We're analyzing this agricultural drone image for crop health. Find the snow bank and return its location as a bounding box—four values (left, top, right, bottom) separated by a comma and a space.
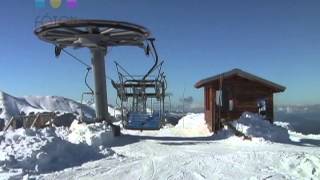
108, 106, 121, 118
166, 112, 293, 142
68, 120, 114, 147
130, 112, 293, 142
0, 128, 103, 174
167, 113, 212, 137
122, 113, 213, 137
231, 112, 291, 143
274, 121, 293, 130
169, 112, 292, 141
0, 121, 115, 177
167, 112, 290, 140
274, 121, 320, 144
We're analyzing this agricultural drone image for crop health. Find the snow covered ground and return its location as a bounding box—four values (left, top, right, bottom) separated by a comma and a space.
0, 93, 319, 179
0, 112, 319, 180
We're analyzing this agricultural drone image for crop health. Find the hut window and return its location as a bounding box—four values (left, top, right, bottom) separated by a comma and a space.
205, 88, 210, 110
216, 90, 222, 106
257, 99, 267, 117
229, 100, 234, 111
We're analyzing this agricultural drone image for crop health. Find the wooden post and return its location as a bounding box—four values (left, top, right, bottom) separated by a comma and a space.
205, 87, 213, 132
267, 94, 274, 123
211, 88, 216, 132
4, 117, 14, 131
31, 113, 41, 128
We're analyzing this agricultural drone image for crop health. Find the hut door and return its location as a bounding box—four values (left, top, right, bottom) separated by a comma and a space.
211, 88, 216, 132
205, 87, 216, 132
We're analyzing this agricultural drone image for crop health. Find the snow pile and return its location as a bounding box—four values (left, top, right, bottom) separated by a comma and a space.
0, 121, 116, 177
68, 120, 114, 147
168, 112, 292, 141
169, 113, 212, 137
129, 112, 292, 142
122, 113, 212, 137
231, 112, 291, 143
274, 121, 293, 130
0, 128, 104, 175
108, 106, 121, 118
274, 121, 320, 144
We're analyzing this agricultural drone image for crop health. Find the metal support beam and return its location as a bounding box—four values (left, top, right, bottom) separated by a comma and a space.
90, 48, 109, 122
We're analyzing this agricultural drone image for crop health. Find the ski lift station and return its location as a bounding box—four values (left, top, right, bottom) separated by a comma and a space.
34, 19, 166, 134
33, 19, 286, 136
195, 68, 286, 132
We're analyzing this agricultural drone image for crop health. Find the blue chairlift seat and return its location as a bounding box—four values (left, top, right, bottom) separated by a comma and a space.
125, 112, 161, 130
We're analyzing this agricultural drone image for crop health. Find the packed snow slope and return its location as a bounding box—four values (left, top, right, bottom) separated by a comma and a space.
0, 112, 319, 179
15, 113, 320, 179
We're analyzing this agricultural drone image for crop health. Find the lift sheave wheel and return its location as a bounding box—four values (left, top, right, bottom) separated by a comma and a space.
34, 19, 150, 48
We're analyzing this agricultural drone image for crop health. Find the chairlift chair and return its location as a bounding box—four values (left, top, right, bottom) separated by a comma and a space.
112, 39, 167, 130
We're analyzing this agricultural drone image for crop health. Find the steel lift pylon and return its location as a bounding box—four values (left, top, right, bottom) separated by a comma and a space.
34, 19, 151, 135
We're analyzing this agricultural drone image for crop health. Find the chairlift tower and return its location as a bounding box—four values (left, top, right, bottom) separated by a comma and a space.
34, 19, 150, 123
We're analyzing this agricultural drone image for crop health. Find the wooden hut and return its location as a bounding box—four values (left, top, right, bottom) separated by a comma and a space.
195, 68, 286, 132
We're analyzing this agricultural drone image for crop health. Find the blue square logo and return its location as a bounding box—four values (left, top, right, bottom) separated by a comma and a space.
35, 0, 45, 9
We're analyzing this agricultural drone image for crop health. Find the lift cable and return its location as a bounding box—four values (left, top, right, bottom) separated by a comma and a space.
61, 48, 114, 93
61, 48, 91, 68
84, 67, 94, 94
143, 38, 159, 80
114, 61, 136, 80
60, 49, 93, 93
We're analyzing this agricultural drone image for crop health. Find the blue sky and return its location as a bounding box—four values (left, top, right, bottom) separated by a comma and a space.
0, 0, 319, 106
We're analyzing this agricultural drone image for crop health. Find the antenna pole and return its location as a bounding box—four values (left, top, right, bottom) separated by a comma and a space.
91, 48, 109, 122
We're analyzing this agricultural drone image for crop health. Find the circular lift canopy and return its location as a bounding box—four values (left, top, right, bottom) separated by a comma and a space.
34, 19, 151, 123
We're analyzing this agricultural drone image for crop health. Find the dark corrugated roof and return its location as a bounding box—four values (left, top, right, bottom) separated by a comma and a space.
194, 68, 286, 92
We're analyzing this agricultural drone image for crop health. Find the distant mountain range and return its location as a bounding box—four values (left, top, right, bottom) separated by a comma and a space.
0, 91, 95, 122
0, 91, 120, 123
276, 104, 320, 114
275, 104, 320, 134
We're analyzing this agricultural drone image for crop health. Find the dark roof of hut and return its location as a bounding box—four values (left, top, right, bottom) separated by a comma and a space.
194, 68, 286, 92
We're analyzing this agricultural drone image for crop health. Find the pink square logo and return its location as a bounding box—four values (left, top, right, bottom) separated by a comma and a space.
67, 0, 77, 9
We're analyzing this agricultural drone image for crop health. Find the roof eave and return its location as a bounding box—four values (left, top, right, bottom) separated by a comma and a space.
194, 69, 286, 92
